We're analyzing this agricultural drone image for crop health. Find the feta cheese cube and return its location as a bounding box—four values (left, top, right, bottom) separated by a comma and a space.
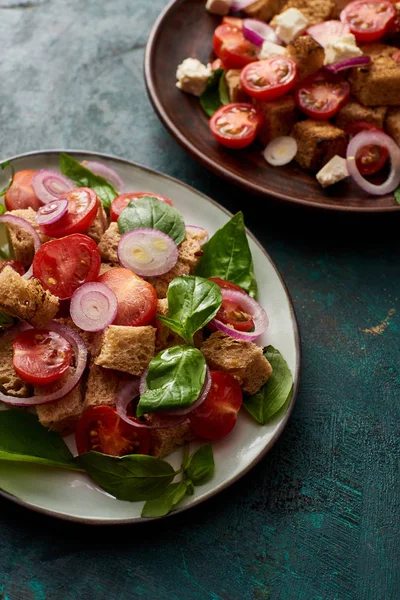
274, 8, 309, 45
259, 41, 288, 60
316, 155, 349, 188
176, 58, 212, 97
206, 0, 232, 16
324, 33, 363, 66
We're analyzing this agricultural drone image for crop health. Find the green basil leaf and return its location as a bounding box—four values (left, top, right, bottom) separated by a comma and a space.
0, 411, 79, 470
0, 245, 12, 259
200, 69, 225, 117
78, 451, 176, 501
394, 187, 400, 205
141, 481, 187, 518
196, 212, 258, 298
118, 196, 186, 245
185, 443, 215, 485
219, 72, 230, 105
137, 346, 206, 417
0, 204, 5, 215
158, 276, 222, 345
59, 153, 118, 209
0, 161, 15, 198
243, 346, 293, 425
185, 479, 195, 495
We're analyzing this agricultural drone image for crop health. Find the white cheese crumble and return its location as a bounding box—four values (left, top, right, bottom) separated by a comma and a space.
324, 33, 363, 66
176, 58, 212, 97
274, 8, 309, 44
205, 0, 232, 16
259, 41, 288, 60
316, 156, 349, 188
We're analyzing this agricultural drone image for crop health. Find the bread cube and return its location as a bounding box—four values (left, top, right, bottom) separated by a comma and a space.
385, 108, 400, 146
286, 36, 325, 82
36, 369, 84, 435
225, 70, 250, 103
291, 119, 348, 172
253, 95, 298, 146
147, 414, 196, 458
0, 332, 31, 398
178, 232, 205, 273
94, 325, 156, 376
87, 204, 108, 244
83, 362, 122, 409
335, 99, 387, 130
243, 0, 286, 21
271, 0, 336, 27
98, 222, 120, 264
147, 260, 190, 299
6, 208, 51, 266
348, 44, 400, 106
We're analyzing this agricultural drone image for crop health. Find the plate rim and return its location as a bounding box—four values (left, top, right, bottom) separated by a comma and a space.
144, 0, 400, 214
0, 148, 302, 525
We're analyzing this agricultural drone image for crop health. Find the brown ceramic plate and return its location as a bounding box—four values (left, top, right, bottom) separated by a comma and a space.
145, 0, 400, 213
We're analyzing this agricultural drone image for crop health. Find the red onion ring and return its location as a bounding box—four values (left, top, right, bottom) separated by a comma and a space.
243, 18, 282, 47
231, 0, 256, 10
36, 199, 68, 226
347, 130, 400, 196
306, 21, 350, 47
210, 288, 269, 342
0, 321, 87, 407
118, 228, 178, 277
81, 161, 124, 193
32, 170, 74, 205
0, 214, 41, 280
325, 56, 370, 73
70, 282, 118, 332
185, 225, 209, 246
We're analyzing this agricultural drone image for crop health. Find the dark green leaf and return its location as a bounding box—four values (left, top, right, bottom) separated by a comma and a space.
59, 153, 118, 209
137, 346, 207, 417
0, 161, 15, 198
118, 196, 186, 245
394, 187, 400, 205
185, 479, 194, 495
0, 245, 12, 259
200, 69, 225, 117
141, 481, 187, 518
185, 443, 215, 485
157, 276, 222, 345
196, 212, 258, 298
243, 346, 293, 425
219, 72, 230, 105
78, 451, 176, 501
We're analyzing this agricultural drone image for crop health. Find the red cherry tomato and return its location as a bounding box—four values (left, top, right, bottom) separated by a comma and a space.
5, 170, 42, 211
0, 259, 25, 276
189, 371, 243, 440
39, 187, 99, 238
345, 121, 389, 175
213, 23, 258, 70
207, 278, 254, 333
295, 72, 350, 119
340, 0, 396, 42
98, 267, 157, 326
75, 406, 150, 456
110, 192, 173, 222
240, 58, 298, 101
12, 328, 72, 386
208, 277, 245, 292
32, 234, 101, 300
306, 20, 350, 46
209, 103, 263, 149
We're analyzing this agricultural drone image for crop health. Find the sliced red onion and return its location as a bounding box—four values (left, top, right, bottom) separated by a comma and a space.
210, 288, 269, 342
185, 225, 209, 246
325, 56, 370, 73
347, 131, 400, 196
36, 199, 68, 226
306, 21, 350, 48
32, 170, 74, 205
118, 228, 178, 277
0, 214, 41, 280
70, 282, 118, 332
81, 161, 124, 193
231, 0, 256, 10
163, 367, 212, 416
243, 18, 282, 47
0, 321, 87, 407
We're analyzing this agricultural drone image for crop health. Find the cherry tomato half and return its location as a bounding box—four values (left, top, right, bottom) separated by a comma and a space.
189, 370, 243, 440
12, 328, 72, 386
208, 277, 245, 292
5, 170, 42, 211
340, 0, 396, 42
110, 192, 174, 222
75, 406, 150, 456
240, 58, 297, 101
295, 72, 350, 119
213, 23, 258, 70
207, 278, 254, 333
0, 259, 25, 276
98, 267, 157, 326
345, 121, 389, 175
209, 103, 263, 149
32, 234, 101, 300
39, 187, 99, 238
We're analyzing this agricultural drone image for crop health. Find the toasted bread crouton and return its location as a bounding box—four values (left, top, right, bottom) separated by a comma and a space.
201, 331, 272, 395
147, 260, 190, 299
243, 0, 286, 21
87, 204, 108, 244
185, 226, 209, 246
83, 362, 122, 409
286, 36, 325, 82
335, 99, 388, 130
271, 0, 336, 27
155, 298, 203, 352
178, 233, 204, 273
0, 267, 59, 327
98, 222, 120, 263
291, 120, 348, 172
99, 262, 118, 276
94, 325, 156, 375
147, 414, 196, 459
35, 369, 84, 435
253, 95, 298, 146
54, 317, 98, 355
348, 44, 400, 106
385, 108, 400, 146
6, 208, 51, 266
0, 331, 31, 398
225, 70, 250, 103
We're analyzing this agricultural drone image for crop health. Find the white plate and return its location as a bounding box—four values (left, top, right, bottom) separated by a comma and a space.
0, 150, 301, 524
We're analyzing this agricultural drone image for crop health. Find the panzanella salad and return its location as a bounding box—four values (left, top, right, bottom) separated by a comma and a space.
0, 155, 292, 517
176, 0, 400, 201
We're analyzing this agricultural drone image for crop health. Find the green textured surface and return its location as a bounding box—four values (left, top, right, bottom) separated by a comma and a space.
0, 1, 399, 599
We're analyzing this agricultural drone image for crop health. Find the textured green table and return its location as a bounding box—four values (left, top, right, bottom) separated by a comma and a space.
0, 1, 399, 599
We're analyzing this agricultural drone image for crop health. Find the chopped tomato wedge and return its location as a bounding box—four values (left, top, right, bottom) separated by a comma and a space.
345, 121, 389, 175
0, 259, 25, 276
295, 72, 350, 119
211, 58, 225, 71
5, 170, 42, 211
213, 23, 258, 70
75, 406, 150, 456
39, 187, 99, 238
306, 20, 350, 46
209, 103, 263, 149
32, 234, 101, 300
110, 192, 173, 222
240, 57, 297, 101
12, 328, 72, 386
340, 0, 396, 42
189, 370, 243, 440
208, 277, 245, 292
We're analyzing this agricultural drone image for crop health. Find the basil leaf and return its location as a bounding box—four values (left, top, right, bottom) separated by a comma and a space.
243, 346, 293, 425
0, 204, 5, 215
200, 69, 225, 117
141, 481, 187, 518
185, 443, 214, 485
158, 276, 222, 345
0, 411, 79, 470
78, 451, 176, 501
137, 346, 206, 417
59, 153, 118, 209
395, 187, 400, 205
219, 72, 230, 105
0, 161, 15, 198
196, 212, 258, 298
118, 196, 186, 245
